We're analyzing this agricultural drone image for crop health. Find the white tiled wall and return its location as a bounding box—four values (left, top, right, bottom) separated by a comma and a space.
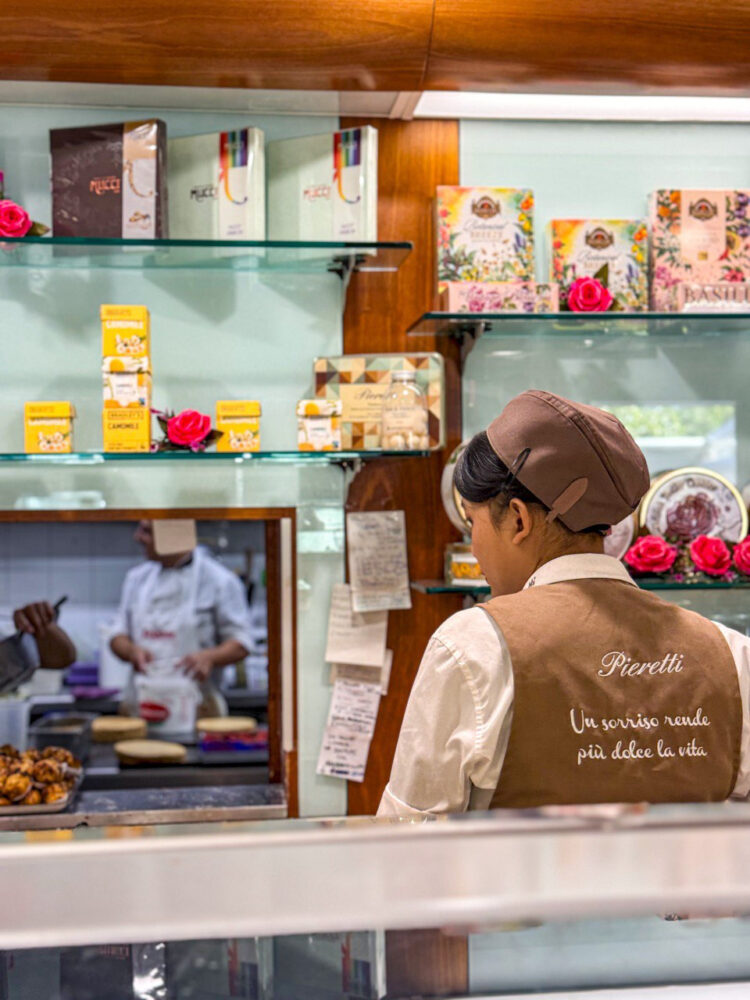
0, 520, 265, 663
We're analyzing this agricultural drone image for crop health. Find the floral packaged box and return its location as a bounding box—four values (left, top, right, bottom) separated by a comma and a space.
50, 119, 167, 238
440, 280, 558, 313
313, 353, 445, 450
677, 282, 750, 311
436, 186, 534, 291
550, 219, 648, 312
650, 190, 750, 311
216, 400, 262, 452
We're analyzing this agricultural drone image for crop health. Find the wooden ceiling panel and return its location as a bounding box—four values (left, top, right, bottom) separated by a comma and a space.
1, 0, 434, 92
427, 0, 750, 94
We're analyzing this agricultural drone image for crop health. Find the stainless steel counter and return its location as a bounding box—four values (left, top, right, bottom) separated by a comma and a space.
0, 783, 286, 830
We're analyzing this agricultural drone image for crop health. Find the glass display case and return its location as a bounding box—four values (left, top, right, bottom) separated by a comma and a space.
2, 804, 750, 997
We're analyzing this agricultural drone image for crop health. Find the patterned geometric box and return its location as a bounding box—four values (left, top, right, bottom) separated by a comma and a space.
650, 189, 750, 311
313, 353, 445, 451
550, 219, 649, 312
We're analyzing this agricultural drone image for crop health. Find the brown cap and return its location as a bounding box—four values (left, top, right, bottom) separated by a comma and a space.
486, 390, 649, 531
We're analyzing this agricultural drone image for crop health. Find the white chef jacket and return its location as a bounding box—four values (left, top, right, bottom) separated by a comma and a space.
378, 553, 750, 818
111, 548, 253, 654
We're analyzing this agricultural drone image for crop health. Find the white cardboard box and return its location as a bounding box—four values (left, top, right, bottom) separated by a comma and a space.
168, 127, 265, 239
267, 126, 378, 241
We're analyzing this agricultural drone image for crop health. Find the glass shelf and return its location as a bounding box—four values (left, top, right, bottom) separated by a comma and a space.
0, 450, 430, 467
411, 578, 750, 596
0, 236, 412, 274
407, 311, 750, 339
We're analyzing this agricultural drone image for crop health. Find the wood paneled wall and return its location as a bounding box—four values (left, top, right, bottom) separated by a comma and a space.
6, 0, 750, 95
425, 0, 750, 93
341, 118, 463, 816
1, 0, 433, 91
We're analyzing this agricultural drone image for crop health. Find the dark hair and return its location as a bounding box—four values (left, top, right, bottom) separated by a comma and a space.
454, 431, 607, 535
454, 432, 544, 519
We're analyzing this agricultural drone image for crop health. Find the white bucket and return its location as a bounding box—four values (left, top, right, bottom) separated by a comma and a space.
135, 675, 200, 737
0, 698, 30, 750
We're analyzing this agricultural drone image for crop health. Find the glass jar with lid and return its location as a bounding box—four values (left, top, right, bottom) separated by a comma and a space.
381, 371, 429, 450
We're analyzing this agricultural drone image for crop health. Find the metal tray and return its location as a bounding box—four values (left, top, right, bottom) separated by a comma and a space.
0, 770, 82, 817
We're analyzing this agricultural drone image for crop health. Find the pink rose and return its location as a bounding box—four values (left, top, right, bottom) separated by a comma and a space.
725, 270, 746, 282
0, 199, 32, 238
167, 409, 212, 449
690, 535, 731, 576
733, 537, 750, 575
624, 535, 678, 574
567, 276, 614, 312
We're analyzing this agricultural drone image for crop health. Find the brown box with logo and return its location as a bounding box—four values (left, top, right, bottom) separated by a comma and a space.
50, 119, 168, 238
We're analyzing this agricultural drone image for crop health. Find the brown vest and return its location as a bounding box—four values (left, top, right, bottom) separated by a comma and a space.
481, 579, 742, 808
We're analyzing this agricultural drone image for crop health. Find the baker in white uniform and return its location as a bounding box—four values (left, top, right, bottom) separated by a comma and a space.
110, 520, 252, 716
379, 390, 750, 817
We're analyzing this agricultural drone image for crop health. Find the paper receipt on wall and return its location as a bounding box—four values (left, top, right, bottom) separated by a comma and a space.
316, 677, 382, 783
325, 583, 388, 667
346, 511, 412, 613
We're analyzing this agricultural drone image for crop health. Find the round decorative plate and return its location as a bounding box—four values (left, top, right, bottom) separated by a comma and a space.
441, 441, 471, 535
604, 511, 639, 560
640, 466, 748, 542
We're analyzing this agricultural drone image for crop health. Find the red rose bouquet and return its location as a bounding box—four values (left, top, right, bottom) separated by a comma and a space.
153, 409, 222, 452
562, 263, 618, 313
0, 172, 48, 238
689, 535, 732, 577
624, 535, 677, 574
624, 531, 750, 584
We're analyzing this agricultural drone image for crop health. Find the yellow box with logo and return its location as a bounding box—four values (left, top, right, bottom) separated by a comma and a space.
24, 402, 76, 454
102, 372, 152, 409
215, 401, 261, 452
102, 406, 151, 453
101, 304, 151, 373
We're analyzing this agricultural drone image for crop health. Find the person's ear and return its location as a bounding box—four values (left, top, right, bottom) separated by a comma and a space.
508, 498, 534, 546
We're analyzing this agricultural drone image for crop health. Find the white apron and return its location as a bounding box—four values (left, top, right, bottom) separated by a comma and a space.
132, 548, 227, 717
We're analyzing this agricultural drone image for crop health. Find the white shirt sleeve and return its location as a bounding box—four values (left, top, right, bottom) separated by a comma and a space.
377, 607, 514, 818
110, 568, 137, 638
212, 568, 253, 654
712, 620, 750, 799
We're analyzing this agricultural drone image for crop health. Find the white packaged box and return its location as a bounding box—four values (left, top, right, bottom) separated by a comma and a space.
168, 127, 265, 239
267, 127, 378, 241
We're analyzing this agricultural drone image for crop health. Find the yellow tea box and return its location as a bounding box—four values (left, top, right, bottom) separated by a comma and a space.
102, 406, 151, 453
102, 372, 152, 409
215, 400, 262, 452
101, 304, 151, 373
297, 399, 342, 452
24, 402, 76, 454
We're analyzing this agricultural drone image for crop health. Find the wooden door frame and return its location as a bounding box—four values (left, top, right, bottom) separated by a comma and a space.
0, 506, 299, 812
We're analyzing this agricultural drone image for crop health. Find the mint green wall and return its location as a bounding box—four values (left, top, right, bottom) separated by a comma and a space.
460, 120, 750, 492
0, 105, 346, 817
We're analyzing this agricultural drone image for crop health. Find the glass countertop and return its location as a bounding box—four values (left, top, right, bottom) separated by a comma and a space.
0, 449, 430, 466
0, 236, 412, 273
408, 311, 750, 338
411, 578, 750, 595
